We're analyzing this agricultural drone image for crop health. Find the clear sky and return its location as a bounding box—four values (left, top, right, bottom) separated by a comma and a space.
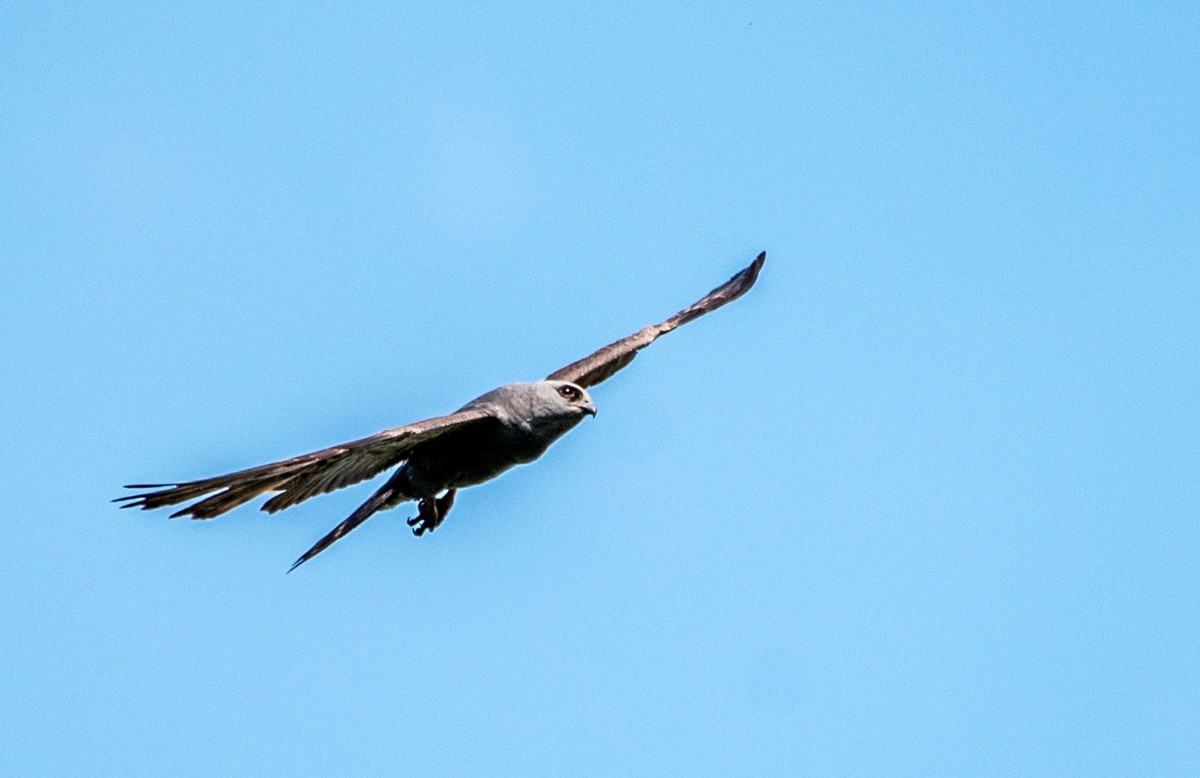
3, 2, 1198, 775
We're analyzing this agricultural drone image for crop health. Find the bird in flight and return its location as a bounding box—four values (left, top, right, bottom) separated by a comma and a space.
117, 252, 765, 571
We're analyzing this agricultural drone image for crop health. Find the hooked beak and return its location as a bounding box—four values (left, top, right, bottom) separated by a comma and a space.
578, 401, 597, 418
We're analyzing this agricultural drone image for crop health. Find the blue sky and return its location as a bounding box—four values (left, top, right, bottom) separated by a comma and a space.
3, 2, 1198, 774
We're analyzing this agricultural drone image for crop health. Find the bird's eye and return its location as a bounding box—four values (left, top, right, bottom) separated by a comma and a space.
558, 385, 578, 399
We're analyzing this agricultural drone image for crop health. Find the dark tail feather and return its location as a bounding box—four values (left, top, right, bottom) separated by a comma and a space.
287, 486, 399, 574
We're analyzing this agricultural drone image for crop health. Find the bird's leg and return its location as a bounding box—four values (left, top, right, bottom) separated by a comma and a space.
406, 498, 437, 536
435, 488, 456, 521
406, 489, 456, 536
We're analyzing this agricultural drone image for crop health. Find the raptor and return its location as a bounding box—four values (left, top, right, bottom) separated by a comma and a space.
117, 252, 765, 571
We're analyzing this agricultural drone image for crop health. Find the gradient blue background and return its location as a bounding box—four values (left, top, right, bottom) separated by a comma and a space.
3, 2, 1198, 774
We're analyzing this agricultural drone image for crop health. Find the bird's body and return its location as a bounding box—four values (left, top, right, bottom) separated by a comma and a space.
390, 382, 595, 497
118, 253, 764, 571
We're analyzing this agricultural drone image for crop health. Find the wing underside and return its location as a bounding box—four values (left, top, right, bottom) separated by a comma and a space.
546, 252, 765, 388
114, 408, 494, 519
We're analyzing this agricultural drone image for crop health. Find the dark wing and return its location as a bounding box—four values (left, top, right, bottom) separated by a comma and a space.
546, 252, 765, 388
114, 408, 495, 519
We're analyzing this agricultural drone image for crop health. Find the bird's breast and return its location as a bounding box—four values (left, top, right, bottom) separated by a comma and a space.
401, 415, 580, 495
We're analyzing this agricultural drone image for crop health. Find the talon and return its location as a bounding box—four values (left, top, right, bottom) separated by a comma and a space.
405, 491, 456, 537
410, 496, 438, 537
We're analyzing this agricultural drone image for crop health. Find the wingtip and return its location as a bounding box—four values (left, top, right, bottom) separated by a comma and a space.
733, 250, 765, 290
747, 251, 766, 278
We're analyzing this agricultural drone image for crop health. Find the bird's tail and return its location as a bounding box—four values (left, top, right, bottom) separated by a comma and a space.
287, 483, 404, 573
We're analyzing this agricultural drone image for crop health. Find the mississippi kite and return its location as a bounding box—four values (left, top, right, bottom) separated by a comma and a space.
118, 252, 765, 571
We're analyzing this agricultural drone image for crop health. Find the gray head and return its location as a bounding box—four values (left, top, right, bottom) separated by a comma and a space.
460, 380, 597, 422
537, 380, 597, 418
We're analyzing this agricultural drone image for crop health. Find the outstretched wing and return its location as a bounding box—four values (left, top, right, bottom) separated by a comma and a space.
114, 408, 495, 519
546, 252, 765, 388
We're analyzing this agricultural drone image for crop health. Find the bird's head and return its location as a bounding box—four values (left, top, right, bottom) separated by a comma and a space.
542, 380, 597, 418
